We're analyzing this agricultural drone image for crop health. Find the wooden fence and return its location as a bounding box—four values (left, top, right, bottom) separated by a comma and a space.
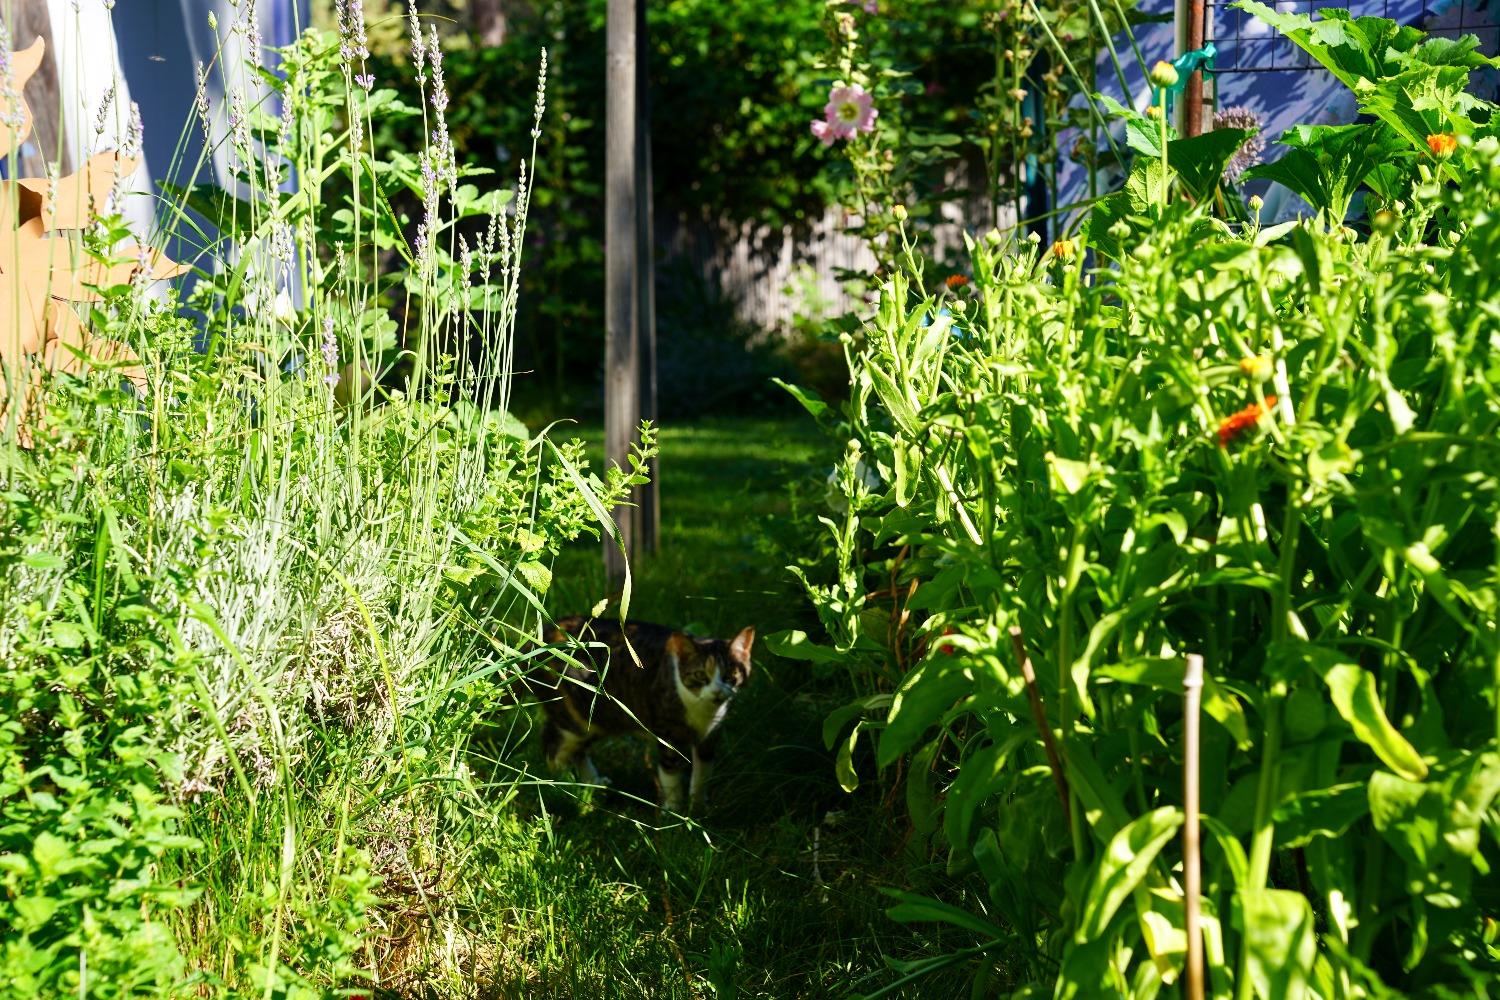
660, 162, 1017, 334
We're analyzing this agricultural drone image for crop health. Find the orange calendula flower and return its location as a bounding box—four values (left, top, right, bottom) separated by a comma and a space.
1426, 132, 1458, 160
1217, 395, 1277, 447
944, 273, 969, 289
1050, 238, 1076, 261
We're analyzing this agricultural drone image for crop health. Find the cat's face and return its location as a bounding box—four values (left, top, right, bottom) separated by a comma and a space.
673, 626, 755, 706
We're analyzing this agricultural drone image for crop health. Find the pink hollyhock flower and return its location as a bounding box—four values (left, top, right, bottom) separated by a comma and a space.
825, 83, 877, 137
810, 119, 838, 147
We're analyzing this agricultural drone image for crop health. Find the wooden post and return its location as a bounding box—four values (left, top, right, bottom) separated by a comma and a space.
1183, 0, 1207, 136
635, 0, 659, 554
470, 0, 509, 47
603, 0, 638, 585
4, 0, 71, 179
1183, 653, 1206, 1000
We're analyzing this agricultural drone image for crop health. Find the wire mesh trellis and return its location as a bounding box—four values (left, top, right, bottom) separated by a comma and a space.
1205, 0, 1500, 73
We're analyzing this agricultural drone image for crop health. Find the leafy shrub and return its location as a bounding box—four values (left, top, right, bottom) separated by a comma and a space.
787, 8, 1500, 995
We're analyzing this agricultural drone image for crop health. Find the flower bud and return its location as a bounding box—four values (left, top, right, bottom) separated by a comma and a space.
1009, 87, 1028, 103
1149, 60, 1179, 88
1372, 209, 1397, 234
892, 204, 908, 221
984, 228, 1003, 246
1248, 194, 1264, 214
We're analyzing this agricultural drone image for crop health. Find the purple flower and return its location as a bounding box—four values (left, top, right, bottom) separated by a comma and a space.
355, 72, 374, 91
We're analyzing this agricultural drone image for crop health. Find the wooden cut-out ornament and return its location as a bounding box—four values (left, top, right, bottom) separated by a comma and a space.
0, 36, 187, 445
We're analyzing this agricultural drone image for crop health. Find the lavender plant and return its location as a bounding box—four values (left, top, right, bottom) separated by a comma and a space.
0, 7, 649, 996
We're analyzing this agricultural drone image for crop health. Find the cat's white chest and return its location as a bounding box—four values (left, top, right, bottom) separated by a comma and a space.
674, 665, 732, 739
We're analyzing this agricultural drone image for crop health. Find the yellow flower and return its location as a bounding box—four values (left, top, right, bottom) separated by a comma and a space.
1426, 132, 1458, 160
1050, 238, 1076, 261
1239, 354, 1273, 383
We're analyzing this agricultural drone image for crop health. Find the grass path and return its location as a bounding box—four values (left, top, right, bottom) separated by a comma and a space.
467, 417, 967, 999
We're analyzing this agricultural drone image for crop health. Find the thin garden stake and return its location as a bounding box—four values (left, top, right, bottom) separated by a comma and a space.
1010, 626, 1070, 826
1184, 653, 1205, 1000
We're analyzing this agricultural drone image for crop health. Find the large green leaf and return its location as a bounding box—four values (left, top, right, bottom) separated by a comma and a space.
943, 732, 1029, 852
880, 659, 982, 767
1239, 888, 1317, 1000
883, 889, 1006, 942
1168, 128, 1254, 203
1075, 806, 1183, 943
1323, 663, 1428, 781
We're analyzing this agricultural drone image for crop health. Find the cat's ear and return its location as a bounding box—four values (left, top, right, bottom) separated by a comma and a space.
729, 626, 755, 664
666, 632, 695, 668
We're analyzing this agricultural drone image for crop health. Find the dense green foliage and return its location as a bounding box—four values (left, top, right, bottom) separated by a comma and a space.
788, 8, 1500, 995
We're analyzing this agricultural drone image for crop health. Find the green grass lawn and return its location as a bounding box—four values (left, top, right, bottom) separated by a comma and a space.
463, 416, 974, 999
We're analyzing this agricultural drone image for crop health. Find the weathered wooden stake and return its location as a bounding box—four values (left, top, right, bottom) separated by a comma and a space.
1183, 0, 1207, 136
634, 0, 659, 555
604, 0, 639, 585
1184, 652, 1206, 1000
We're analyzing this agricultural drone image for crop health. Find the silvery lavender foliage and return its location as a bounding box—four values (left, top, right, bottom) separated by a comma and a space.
195, 62, 212, 141
94, 84, 116, 138
413, 149, 440, 273
228, 90, 250, 161
122, 102, 143, 159
0, 19, 23, 129
408, 2, 428, 86
237, 0, 264, 70
336, 0, 370, 66
426, 29, 458, 193
1214, 106, 1267, 183
320, 316, 340, 388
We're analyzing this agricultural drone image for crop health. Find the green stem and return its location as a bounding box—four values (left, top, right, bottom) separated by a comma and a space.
1058, 523, 1088, 861
1235, 494, 1301, 1000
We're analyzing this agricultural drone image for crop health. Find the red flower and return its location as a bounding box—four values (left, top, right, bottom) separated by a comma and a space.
1217, 396, 1277, 447
937, 627, 957, 655
944, 273, 969, 289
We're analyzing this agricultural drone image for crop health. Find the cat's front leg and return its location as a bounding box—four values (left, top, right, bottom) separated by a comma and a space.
689, 744, 715, 814
656, 743, 691, 813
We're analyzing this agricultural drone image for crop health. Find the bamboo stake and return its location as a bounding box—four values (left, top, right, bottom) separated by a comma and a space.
1184, 653, 1205, 1000
1009, 626, 1070, 825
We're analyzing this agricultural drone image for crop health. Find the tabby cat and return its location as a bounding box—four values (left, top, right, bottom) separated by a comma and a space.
534, 616, 754, 812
